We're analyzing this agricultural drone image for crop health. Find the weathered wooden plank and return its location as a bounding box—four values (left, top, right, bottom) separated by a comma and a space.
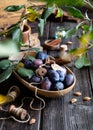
63, 68, 93, 130
88, 48, 93, 94
64, 22, 93, 130
41, 21, 93, 130
41, 97, 65, 130
0, 74, 41, 130
0, 11, 93, 130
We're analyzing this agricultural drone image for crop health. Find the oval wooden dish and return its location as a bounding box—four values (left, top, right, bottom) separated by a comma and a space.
13, 66, 76, 98
44, 38, 61, 50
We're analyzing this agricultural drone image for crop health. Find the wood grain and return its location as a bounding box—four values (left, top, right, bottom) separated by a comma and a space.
0, 0, 27, 28
0, 9, 93, 130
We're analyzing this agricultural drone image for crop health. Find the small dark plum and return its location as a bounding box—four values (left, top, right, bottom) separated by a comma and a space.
32, 59, 43, 68
36, 51, 49, 61
64, 74, 74, 87
24, 59, 32, 69
53, 82, 64, 90
31, 75, 41, 83
48, 70, 59, 82
56, 70, 66, 82
41, 77, 52, 90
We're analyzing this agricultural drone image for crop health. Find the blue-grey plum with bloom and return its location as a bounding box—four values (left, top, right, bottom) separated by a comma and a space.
53, 82, 64, 90
48, 69, 59, 82
56, 70, 66, 82
36, 51, 49, 61
41, 77, 52, 90
31, 75, 41, 83
64, 74, 74, 87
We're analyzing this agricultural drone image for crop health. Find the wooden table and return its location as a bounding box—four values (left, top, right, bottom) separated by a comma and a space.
0, 13, 93, 130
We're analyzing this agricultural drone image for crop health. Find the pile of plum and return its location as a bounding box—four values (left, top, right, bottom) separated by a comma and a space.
16, 51, 74, 91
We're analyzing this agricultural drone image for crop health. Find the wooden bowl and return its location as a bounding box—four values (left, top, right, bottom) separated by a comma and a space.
13, 51, 76, 98
44, 38, 61, 50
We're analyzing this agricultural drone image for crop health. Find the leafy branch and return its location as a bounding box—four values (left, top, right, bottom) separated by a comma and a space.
68, 19, 93, 69
0, 0, 93, 70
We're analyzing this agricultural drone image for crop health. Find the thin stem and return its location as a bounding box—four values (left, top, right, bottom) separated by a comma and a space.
0, 22, 21, 36
88, 43, 93, 49
76, 20, 89, 30
84, 0, 93, 8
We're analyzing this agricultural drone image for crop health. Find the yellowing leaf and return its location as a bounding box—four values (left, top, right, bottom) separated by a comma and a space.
69, 48, 87, 57
56, 8, 63, 18
26, 8, 39, 22
0, 95, 7, 104
26, 13, 38, 22
80, 33, 92, 48
0, 94, 15, 105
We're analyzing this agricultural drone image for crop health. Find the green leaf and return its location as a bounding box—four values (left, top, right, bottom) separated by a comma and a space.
38, 18, 45, 36
41, 6, 55, 21
83, 25, 90, 33
0, 60, 11, 70
26, 55, 35, 61
0, 23, 19, 36
4, 5, 25, 12
66, 6, 84, 18
56, 8, 63, 18
75, 53, 90, 69
7, 23, 20, 36
17, 67, 34, 78
43, 0, 84, 6
81, 24, 93, 34
12, 27, 22, 43
65, 28, 77, 39
0, 66, 14, 83
0, 40, 19, 58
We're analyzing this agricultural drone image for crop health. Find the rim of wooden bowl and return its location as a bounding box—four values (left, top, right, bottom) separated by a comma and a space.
44, 39, 60, 50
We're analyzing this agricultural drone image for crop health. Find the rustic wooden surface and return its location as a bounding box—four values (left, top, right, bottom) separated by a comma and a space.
0, 12, 93, 130
0, 0, 28, 28
0, 0, 45, 28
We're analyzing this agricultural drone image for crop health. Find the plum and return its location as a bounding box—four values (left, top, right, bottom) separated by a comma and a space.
32, 59, 43, 68
41, 77, 52, 90
36, 51, 49, 61
24, 59, 32, 69
53, 82, 64, 90
31, 75, 41, 83
56, 70, 66, 82
48, 69, 59, 82
64, 73, 74, 87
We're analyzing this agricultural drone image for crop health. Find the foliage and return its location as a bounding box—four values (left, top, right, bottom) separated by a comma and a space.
0, 59, 14, 83
4, 5, 25, 12
0, 40, 19, 58
0, 0, 93, 76
0, 0, 86, 37
43, 0, 84, 6
66, 6, 84, 19
75, 53, 90, 69
41, 0, 93, 69
0, 47, 41, 83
